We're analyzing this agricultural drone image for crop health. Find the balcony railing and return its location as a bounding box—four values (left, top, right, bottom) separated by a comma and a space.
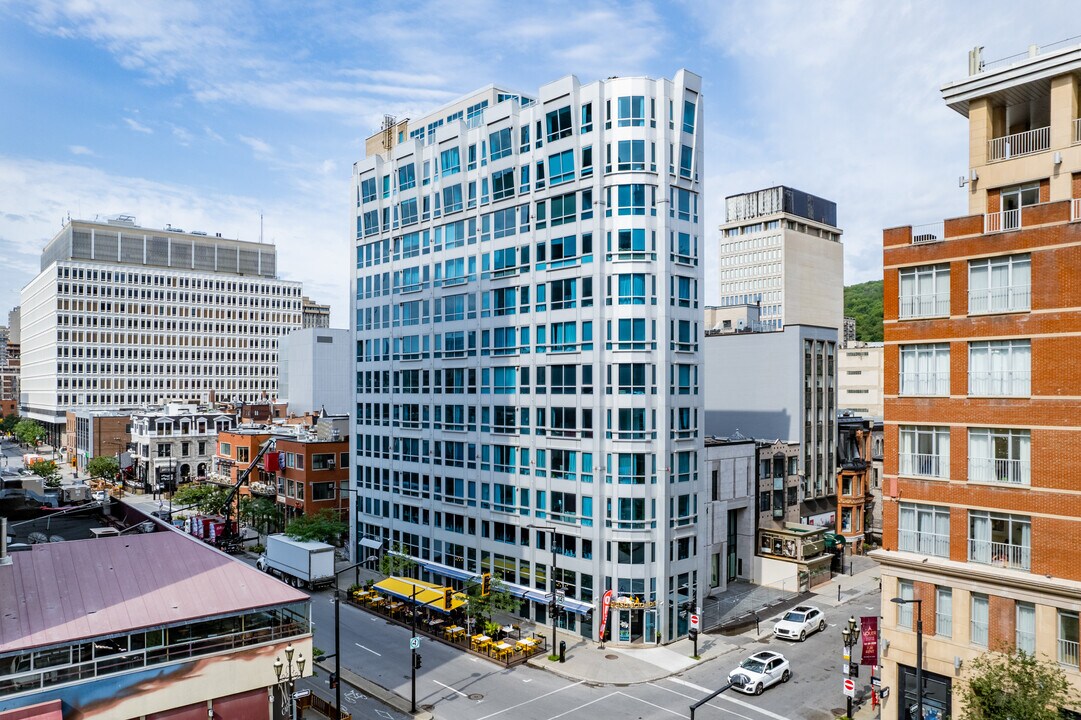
897, 529, 950, 557
987, 126, 1050, 162
968, 457, 1030, 485
985, 209, 1021, 233
911, 222, 945, 244
899, 452, 945, 478
968, 285, 1031, 314
1059, 638, 1080, 668
899, 293, 950, 319
969, 539, 1031, 570
968, 371, 1031, 397
899, 372, 950, 396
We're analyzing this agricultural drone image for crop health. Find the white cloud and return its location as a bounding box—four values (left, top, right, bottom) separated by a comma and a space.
0, 155, 350, 326
237, 135, 273, 157
68, 145, 95, 156
123, 117, 153, 134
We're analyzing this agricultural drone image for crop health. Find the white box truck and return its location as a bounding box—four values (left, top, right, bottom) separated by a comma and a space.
256, 534, 336, 590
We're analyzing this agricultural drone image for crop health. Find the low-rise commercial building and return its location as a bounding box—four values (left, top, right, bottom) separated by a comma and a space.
130, 404, 237, 492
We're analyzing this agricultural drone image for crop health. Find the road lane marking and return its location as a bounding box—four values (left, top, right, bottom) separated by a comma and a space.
355, 643, 382, 656
476, 680, 585, 720
650, 684, 759, 720
545, 692, 616, 720
670, 677, 711, 693
655, 681, 796, 720
616, 690, 687, 718
434, 680, 469, 699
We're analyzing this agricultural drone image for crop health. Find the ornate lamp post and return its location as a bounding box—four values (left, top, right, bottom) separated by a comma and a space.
273, 644, 306, 720
840, 615, 857, 720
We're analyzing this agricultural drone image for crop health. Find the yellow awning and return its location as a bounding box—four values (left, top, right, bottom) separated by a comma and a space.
373, 576, 468, 613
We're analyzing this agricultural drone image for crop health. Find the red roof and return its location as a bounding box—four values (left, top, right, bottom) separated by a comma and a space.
0, 531, 309, 653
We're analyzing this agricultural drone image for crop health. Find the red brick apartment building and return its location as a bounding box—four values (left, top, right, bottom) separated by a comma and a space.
272, 435, 349, 522
875, 42, 1081, 718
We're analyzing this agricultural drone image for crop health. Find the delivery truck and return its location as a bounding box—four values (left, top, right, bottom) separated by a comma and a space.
256, 534, 336, 590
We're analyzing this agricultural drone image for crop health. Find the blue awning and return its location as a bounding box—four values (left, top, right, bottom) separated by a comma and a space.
409, 555, 476, 582
503, 581, 594, 616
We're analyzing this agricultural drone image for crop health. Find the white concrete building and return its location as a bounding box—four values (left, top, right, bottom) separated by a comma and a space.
130, 403, 237, 491
352, 71, 704, 643
702, 435, 756, 594
837, 341, 884, 417
19, 217, 303, 444
278, 328, 352, 416
717, 186, 843, 331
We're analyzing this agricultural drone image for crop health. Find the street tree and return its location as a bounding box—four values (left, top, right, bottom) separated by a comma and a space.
238, 496, 281, 536
86, 456, 119, 481
1, 414, 19, 435
26, 459, 62, 488
379, 543, 417, 578
958, 648, 1077, 720
466, 576, 520, 626
14, 419, 45, 447
284, 508, 347, 544
172, 484, 232, 515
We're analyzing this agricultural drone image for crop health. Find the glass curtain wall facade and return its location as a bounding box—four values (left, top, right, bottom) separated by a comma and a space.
351, 71, 703, 643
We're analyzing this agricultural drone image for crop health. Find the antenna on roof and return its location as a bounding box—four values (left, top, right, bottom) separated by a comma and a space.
260, 213, 264, 244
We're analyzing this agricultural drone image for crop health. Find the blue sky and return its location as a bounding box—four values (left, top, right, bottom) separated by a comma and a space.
0, 0, 1076, 326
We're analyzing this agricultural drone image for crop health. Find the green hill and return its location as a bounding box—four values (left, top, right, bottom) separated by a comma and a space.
844, 280, 883, 342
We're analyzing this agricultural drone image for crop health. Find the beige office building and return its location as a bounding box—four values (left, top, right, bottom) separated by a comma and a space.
838, 342, 884, 417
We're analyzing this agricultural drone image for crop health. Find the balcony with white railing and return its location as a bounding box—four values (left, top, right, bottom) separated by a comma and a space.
985, 208, 1021, 233
968, 370, 1031, 397
911, 222, 945, 245
968, 457, 1030, 485
897, 528, 950, 558
969, 539, 1031, 571
899, 452, 945, 478
899, 293, 950, 319
968, 285, 1031, 314
1060, 638, 1080, 668
987, 126, 1050, 162
899, 372, 950, 397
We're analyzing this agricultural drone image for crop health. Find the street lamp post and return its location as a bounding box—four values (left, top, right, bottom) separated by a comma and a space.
273, 643, 306, 720
891, 596, 923, 720
331, 562, 365, 720
840, 615, 857, 720
529, 525, 560, 657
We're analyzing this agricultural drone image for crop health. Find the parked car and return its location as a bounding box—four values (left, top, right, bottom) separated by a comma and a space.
773, 605, 826, 641
91, 490, 107, 502
728, 651, 791, 695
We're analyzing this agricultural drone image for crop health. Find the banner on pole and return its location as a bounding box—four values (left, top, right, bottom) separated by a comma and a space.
599, 589, 614, 641
861, 615, 879, 666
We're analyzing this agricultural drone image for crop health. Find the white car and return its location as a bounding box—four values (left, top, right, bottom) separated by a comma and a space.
773, 605, 826, 641
728, 650, 791, 695
91, 490, 107, 502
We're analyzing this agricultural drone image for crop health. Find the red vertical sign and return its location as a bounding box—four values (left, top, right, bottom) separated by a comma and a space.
861, 616, 879, 666
598, 590, 614, 641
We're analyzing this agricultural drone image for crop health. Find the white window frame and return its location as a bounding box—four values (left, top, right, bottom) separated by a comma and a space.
935, 587, 952, 638
968, 510, 1031, 571
968, 428, 1030, 485
899, 264, 950, 319
898, 425, 950, 479
897, 502, 950, 557
896, 580, 914, 630
1016, 602, 1036, 654
899, 343, 950, 396
968, 254, 1031, 315
1059, 610, 1080, 667
971, 594, 989, 647
968, 340, 1031, 397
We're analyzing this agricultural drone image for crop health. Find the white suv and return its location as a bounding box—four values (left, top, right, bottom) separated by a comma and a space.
773, 605, 826, 642
728, 651, 791, 695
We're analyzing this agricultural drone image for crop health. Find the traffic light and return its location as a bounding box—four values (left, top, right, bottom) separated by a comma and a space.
443, 586, 453, 611
413, 653, 422, 670
481, 572, 491, 596
328, 672, 338, 689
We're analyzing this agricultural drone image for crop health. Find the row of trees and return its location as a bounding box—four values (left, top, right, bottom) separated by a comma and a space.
169, 483, 348, 543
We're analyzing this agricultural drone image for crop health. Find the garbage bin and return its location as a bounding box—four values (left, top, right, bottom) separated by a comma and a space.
558, 640, 566, 663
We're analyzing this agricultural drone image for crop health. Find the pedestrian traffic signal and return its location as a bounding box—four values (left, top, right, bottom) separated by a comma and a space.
328, 672, 338, 689
413, 653, 422, 670
481, 572, 491, 596
688, 628, 698, 642
443, 587, 453, 610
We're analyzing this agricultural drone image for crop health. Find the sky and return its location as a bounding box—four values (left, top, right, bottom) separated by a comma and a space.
0, 1, 1077, 327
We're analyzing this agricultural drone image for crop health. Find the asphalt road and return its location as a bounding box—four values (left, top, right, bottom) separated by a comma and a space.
307, 581, 883, 720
